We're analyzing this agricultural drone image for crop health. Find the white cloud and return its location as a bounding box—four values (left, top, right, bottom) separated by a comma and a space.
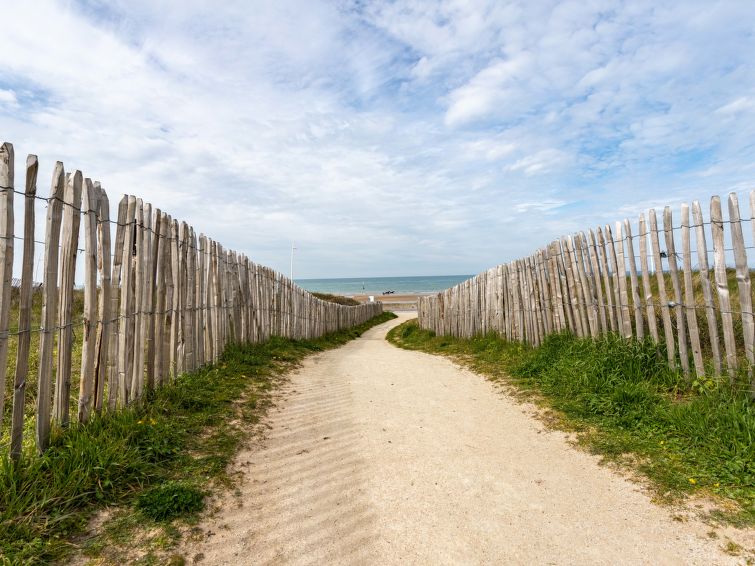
0, 0, 754, 278
513, 200, 566, 214
0, 89, 17, 105
461, 137, 517, 161
445, 54, 533, 126
507, 149, 570, 176
715, 97, 755, 115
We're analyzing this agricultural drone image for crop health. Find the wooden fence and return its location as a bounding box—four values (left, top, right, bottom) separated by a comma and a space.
0, 141, 382, 458
418, 190, 755, 398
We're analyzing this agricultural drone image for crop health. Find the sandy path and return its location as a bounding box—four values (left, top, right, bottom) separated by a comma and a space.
186, 314, 748, 565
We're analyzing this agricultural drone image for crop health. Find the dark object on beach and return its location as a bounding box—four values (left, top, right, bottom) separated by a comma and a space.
382, 290, 396, 295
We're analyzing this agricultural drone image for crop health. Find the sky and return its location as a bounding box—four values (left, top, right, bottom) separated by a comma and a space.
0, 0, 754, 279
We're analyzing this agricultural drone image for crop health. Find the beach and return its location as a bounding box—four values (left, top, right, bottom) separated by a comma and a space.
296, 275, 469, 298
294, 274, 470, 311
352, 293, 431, 311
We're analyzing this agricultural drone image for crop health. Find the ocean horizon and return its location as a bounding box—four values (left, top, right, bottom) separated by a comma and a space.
295, 275, 472, 296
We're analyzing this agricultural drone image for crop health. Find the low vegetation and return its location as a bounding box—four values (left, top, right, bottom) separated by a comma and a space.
136, 481, 206, 522
0, 311, 396, 565
1, 288, 85, 443
388, 319, 755, 526
311, 292, 361, 306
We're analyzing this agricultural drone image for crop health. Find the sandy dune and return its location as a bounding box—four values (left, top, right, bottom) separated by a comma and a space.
183, 314, 749, 565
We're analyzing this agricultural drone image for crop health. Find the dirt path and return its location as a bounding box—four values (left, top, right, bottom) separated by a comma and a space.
184, 314, 750, 565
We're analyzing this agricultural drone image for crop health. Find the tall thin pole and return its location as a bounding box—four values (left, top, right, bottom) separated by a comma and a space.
290, 242, 296, 281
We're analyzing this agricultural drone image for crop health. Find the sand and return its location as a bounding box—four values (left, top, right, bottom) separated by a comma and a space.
352, 294, 423, 311
182, 314, 752, 565
352, 293, 426, 302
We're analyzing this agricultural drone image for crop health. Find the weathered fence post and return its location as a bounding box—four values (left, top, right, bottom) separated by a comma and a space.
680, 203, 705, 378
0, 143, 14, 435
36, 163, 65, 451
710, 196, 737, 378
692, 200, 721, 375
54, 171, 83, 426
663, 207, 689, 377
94, 185, 111, 413
10, 155, 37, 458
648, 209, 676, 367
78, 178, 99, 422
728, 193, 754, 372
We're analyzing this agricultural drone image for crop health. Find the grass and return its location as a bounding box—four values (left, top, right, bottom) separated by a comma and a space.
311, 292, 361, 306
0, 286, 363, 453
0, 310, 396, 565
0, 268, 744, 446
136, 481, 205, 521
388, 319, 755, 526
1, 287, 85, 453
628, 267, 752, 362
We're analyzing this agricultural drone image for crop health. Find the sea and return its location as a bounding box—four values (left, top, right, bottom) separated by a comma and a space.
295, 275, 472, 296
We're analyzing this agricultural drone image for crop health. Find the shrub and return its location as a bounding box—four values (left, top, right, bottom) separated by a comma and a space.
136, 481, 205, 521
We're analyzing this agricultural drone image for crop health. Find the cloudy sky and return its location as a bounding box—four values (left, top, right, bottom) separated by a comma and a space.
1, 1, 754, 278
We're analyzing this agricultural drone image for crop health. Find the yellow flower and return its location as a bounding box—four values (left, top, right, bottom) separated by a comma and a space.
150, 419, 156, 425
688, 478, 697, 485
714, 483, 720, 488
137, 419, 143, 425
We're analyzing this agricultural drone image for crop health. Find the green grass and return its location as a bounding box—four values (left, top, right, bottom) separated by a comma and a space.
0, 268, 744, 448
388, 319, 755, 525
311, 292, 361, 306
0, 310, 396, 565
625, 267, 752, 362
136, 481, 205, 521
1, 288, 85, 453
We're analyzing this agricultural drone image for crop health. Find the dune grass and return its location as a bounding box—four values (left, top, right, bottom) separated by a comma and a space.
0, 311, 396, 565
388, 319, 755, 526
1, 288, 84, 443
311, 292, 361, 306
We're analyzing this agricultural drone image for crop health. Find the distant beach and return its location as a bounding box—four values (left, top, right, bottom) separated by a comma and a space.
295, 275, 471, 297
296, 275, 471, 311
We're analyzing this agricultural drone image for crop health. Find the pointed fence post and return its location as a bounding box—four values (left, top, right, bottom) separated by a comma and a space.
680, 203, 705, 378
663, 206, 689, 377
648, 208, 676, 368
78, 179, 99, 422
692, 200, 721, 376
10, 155, 37, 458
93, 184, 111, 412
710, 196, 737, 378
0, 143, 14, 436
36, 162, 65, 452
54, 171, 83, 427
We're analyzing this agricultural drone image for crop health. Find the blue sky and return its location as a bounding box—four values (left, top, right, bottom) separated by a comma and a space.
1, 0, 754, 278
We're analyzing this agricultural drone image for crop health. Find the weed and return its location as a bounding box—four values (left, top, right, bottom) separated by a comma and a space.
724, 540, 743, 555
136, 481, 205, 521
311, 292, 360, 306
